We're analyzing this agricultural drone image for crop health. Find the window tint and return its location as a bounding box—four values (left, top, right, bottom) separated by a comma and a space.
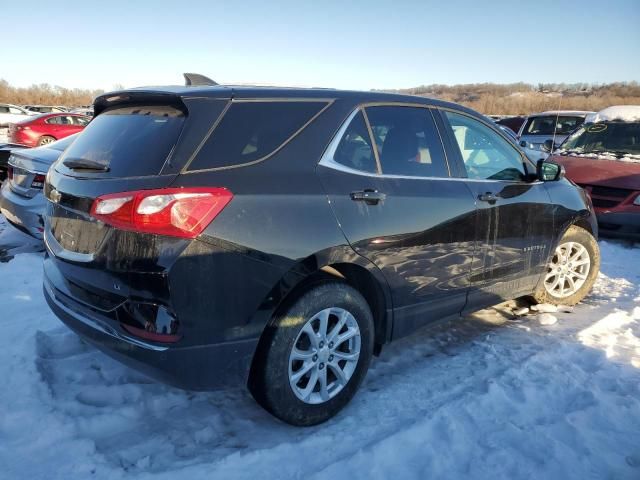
0, 106, 9, 113
444, 111, 526, 181
523, 115, 584, 136
365, 106, 448, 177
332, 111, 377, 173
188, 101, 327, 171
46, 116, 62, 125
59, 105, 184, 177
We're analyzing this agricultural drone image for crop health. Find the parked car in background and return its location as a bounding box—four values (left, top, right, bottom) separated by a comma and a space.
0, 142, 29, 182
24, 105, 67, 114
552, 105, 640, 239
8, 113, 89, 147
42, 85, 599, 426
70, 107, 94, 117
0, 134, 77, 238
518, 110, 593, 161
0, 103, 34, 127
495, 115, 526, 134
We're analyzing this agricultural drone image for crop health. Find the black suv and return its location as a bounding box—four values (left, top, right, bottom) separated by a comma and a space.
43, 85, 599, 425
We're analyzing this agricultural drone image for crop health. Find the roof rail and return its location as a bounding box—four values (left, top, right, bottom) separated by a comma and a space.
183, 73, 218, 87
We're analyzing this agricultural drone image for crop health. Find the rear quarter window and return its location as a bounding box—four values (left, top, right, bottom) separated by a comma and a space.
186, 101, 329, 171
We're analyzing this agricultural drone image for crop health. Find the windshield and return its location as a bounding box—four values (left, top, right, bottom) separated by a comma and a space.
523, 115, 585, 136
558, 122, 640, 158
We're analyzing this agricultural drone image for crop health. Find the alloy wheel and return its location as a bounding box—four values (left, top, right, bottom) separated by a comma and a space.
544, 241, 591, 298
288, 307, 361, 404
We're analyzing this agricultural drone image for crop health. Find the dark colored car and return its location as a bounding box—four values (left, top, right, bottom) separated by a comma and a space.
552, 118, 640, 239
0, 143, 28, 182
495, 115, 526, 134
8, 113, 89, 147
0, 135, 77, 238
42, 86, 599, 425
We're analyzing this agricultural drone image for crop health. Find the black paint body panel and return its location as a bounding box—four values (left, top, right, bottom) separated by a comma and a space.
42, 86, 595, 390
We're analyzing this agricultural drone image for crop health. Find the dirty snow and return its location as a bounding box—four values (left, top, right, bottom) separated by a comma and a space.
0, 215, 639, 480
586, 105, 640, 123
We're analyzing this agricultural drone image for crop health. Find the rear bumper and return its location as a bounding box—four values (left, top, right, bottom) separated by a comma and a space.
44, 271, 260, 391
596, 211, 640, 240
0, 183, 45, 238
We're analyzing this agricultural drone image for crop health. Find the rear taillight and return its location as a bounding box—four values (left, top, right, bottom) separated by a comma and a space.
90, 187, 233, 239
31, 174, 46, 189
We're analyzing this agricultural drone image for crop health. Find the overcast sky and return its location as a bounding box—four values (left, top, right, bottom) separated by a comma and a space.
5, 0, 640, 91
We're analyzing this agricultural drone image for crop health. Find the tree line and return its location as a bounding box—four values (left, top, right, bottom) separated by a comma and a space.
2, 78, 639, 115
381, 81, 640, 115
0, 79, 104, 107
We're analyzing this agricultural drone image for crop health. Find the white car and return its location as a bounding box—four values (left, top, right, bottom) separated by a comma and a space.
0, 104, 33, 127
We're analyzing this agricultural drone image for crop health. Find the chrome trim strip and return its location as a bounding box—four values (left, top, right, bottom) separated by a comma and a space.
318, 104, 540, 185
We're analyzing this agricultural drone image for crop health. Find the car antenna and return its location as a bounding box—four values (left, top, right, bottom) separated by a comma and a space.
183, 73, 218, 86
551, 94, 562, 150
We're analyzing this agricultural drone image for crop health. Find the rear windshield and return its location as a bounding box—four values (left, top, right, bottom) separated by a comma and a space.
59, 105, 184, 176
558, 122, 640, 157
187, 101, 328, 171
523, 115, 585, 136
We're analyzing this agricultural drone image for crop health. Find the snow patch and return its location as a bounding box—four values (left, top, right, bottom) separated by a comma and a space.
0, 217, 639, 479
538, 313, 558, 326
586, 105, 640, 123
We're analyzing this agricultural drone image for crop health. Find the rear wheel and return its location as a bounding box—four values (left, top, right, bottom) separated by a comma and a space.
532, 225, 600, 306
249, 282, 374, 426
37, 135, 56, 146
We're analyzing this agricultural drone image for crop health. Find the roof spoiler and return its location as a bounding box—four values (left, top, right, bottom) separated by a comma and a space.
183, 73, 218, 87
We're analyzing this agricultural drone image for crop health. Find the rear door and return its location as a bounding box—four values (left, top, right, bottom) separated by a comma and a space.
438, 110, 555, 310
318, 104, 478, 339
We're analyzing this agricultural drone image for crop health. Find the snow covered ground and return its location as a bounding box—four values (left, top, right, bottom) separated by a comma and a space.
0, 215, 638, 480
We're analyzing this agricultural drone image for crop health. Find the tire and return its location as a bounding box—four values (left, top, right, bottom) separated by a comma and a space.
37, 135, 56, 146
249, 282, 374, 426
531, 225, 600, 306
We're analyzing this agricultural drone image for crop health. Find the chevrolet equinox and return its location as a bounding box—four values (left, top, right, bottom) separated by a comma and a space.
42, 85, 600, 425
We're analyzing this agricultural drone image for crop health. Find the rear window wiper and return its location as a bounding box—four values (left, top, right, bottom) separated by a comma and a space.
62, 159, 110, 172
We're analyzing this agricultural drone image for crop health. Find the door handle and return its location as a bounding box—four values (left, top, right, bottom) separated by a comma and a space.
350, 189, 386, 205
478, 192, 499, 204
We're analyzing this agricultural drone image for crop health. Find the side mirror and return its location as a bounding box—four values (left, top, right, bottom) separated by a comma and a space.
537, 159, 565, 182
541, 139, 555, 153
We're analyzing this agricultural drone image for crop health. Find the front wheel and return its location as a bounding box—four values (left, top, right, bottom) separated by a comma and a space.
532, 225, 600, 306
249, 282, 374, 426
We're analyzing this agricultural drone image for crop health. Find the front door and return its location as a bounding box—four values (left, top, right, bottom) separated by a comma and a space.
318, 105, 478, 339
437, 110, 555, 311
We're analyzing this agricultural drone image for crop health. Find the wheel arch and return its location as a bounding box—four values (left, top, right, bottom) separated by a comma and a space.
249, 246, 393, 377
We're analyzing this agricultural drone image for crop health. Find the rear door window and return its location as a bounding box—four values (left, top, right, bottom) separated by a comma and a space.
365, 106, 448, 178
59, 105, 185, 177
187, 101, 328, 171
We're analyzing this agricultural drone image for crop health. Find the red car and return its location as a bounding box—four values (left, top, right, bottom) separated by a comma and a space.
552, 107, 640, 239
8, 113, 90, 147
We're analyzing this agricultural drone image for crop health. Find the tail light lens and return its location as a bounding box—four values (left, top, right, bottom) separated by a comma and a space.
31, 174, 46, 189
90, 187, 233, 238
